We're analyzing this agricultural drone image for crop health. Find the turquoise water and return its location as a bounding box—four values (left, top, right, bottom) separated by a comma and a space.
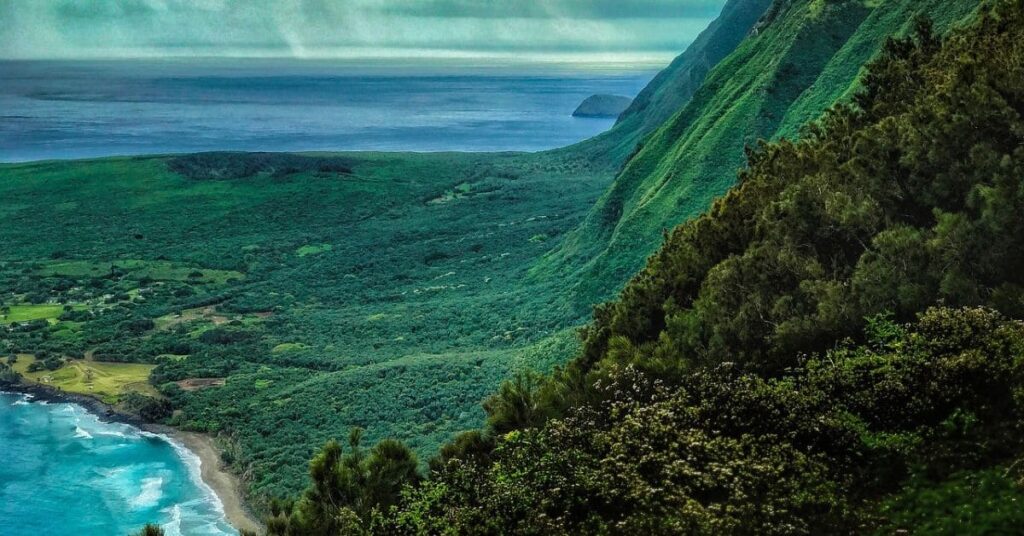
0, 392, 236, 536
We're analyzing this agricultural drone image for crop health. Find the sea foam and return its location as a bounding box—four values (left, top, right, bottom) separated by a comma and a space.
131, 477, 165, 509
1, 391, 236, 535
162, 504, 183, 536
165, 437, 229, 519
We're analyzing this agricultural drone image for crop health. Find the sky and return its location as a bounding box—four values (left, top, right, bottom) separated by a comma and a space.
0, 0, 727, 63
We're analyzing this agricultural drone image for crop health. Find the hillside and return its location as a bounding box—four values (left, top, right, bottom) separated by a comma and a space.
614, 0, 774, 140
559, 0, 773, 165
0, 0, 777, 508
265, 2, 1024, 532
540, 0, 982, 309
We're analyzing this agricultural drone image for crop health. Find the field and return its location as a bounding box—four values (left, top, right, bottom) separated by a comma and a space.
36, 259, 245, 284
1, 304, 70, 324
0, 150, 609, 502
8, 355, 157, 404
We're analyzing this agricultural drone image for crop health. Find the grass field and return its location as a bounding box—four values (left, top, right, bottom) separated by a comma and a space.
37, 259, 245, 284
296, 244, 333, 257
8, 355, 158, 404
1, 304, 68, 324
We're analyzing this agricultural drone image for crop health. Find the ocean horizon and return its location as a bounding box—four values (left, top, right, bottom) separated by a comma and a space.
0, 58, 658, 163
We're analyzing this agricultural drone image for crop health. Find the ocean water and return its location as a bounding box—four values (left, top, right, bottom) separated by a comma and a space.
0, 392, 236, 536
0, 59, 657, 162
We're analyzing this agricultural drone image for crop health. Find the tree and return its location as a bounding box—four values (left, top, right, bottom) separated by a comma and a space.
371, 2, 1024, 532
482, 371, 547, 434
270, 428, 421, 535
131, 525, 164, 536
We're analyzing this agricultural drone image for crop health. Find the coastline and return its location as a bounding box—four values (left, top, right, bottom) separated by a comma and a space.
154, 425, 264, 535
1, 381, 263, 535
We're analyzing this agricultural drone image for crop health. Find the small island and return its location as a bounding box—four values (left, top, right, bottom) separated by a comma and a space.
572, 94, 633, 118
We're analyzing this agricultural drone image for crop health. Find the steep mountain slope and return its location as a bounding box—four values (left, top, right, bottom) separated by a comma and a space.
541, 0, 981, 309
615, 0, 774, 139
560, 0, 773, 166
278, 3, 1024, 532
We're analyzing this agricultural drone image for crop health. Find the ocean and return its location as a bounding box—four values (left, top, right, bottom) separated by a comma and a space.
0, 59, 658, 162
0, 392, 236, 535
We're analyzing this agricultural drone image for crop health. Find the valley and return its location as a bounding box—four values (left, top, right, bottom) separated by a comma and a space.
0, 150, 612, 500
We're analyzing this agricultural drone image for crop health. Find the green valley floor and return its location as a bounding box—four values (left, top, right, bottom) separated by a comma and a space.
0, 150, 606, 503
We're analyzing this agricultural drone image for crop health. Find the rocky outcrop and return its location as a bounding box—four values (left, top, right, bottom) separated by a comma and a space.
572, 94, 633, 118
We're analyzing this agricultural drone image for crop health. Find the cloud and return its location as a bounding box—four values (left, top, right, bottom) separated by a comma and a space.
0, 0, 726, 60
375, 0, 726, 19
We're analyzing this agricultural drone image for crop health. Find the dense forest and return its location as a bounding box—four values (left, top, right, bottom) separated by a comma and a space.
541, 0, 979, 307
263, 1, 1024, 533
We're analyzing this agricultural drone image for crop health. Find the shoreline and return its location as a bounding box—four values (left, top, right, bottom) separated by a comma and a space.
1, 381, 263, 535
153, 425, 264, 535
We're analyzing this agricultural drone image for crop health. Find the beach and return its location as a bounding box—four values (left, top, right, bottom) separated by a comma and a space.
1, 381, 263, 535
156, 426, 264, 535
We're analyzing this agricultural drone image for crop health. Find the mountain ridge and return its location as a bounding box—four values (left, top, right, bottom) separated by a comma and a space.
555, 0, 774, 166
539, 0, 982, 311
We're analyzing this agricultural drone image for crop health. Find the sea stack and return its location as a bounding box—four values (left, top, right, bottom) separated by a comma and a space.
572, 94, 633, 118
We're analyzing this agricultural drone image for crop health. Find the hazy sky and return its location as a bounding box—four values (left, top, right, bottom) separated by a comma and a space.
0, 0, 727, 62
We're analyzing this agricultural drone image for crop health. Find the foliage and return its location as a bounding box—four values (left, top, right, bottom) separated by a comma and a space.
121, 391, 173, 422
26, 356, 63, 372
130, 525, 164, 536
275, 4, 1024, 533
481, 371, 549, 434
379, 307, 1024, 534
576, 1, 1024, 379
875, 469, 1024, 535
266, 428, 419, 535
0, 0, 777, 511
3, 1, 1019, 533
0, 359, 19, 383
166, 152, 353, 180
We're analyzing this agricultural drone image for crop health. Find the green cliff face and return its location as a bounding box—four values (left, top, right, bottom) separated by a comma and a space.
615, 0, 776, 141
558, 0, 774, 165
540, 0, 981, 310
